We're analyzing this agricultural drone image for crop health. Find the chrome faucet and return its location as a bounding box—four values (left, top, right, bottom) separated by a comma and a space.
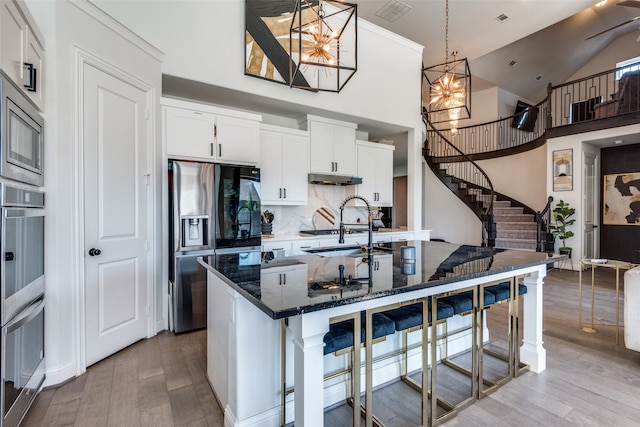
339, 195, 373, 255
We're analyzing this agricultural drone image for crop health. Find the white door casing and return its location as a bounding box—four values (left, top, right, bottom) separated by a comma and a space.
583, 152, 598, 260
81, 57, 153, 367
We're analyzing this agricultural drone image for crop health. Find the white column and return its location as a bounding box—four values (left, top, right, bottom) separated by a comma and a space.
288, 311, 330, 427
520, 267, 547, 373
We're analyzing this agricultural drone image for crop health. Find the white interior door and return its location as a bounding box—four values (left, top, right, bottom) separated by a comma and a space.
83, 62, 151, 366
583, 152, 598, 260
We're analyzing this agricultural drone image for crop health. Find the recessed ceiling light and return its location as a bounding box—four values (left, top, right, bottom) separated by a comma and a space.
595, 0, 607, 7
375, 0, 412, 23
509, 60, 517, 67
496, 14, 510, 23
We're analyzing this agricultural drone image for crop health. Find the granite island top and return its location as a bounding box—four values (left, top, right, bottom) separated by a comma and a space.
200, 240, 560, 320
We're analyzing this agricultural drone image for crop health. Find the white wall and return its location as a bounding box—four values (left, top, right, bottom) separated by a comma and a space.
477, 144, 547, 211
422, 167, 482, 245
568, 31, 640, 81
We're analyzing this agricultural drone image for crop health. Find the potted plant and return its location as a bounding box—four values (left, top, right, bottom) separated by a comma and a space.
550, 199, 576, 257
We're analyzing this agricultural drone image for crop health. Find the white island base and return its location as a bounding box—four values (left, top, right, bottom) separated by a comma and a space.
205, 265, 547, 427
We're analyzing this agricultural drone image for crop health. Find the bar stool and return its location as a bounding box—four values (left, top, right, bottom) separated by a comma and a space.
477, 278, 528, 398
379, 297, 457, 426
281, 311, 396, 426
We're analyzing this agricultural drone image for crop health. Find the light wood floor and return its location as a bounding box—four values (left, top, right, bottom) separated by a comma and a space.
22, 267, 640, 426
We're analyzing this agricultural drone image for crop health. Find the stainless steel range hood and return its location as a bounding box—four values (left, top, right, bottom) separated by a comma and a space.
308, 173, 362, 186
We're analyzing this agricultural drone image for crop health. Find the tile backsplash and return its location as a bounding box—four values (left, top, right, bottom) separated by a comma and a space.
263, 185, 372, 235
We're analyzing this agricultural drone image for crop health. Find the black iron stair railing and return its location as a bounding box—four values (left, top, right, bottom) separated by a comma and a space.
536, 196, 554, 253
423, 117, 495, 247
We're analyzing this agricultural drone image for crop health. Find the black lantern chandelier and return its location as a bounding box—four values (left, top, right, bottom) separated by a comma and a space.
289, 0, 357, 93
423, 0, 471, 134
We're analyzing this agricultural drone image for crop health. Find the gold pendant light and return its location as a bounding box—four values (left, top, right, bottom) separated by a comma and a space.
423, 0, 471, 134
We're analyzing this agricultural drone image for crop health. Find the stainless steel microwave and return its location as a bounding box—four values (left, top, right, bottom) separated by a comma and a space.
0, 70, 44, 187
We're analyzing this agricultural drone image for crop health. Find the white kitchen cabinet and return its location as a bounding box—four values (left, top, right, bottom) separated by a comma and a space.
305, 115, 357, 176
162, 98, 261, 165
260, 125, 309, 205
349, 140, 395, 207
0, 0, 45, 110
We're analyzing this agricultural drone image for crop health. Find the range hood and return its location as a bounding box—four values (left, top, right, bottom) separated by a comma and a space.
308, 173, 362, 186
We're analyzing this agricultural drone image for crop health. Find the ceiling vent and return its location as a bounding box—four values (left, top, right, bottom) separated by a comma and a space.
375, 0, 411, 23
496, 13, 510, 23
535, 74, 543, 81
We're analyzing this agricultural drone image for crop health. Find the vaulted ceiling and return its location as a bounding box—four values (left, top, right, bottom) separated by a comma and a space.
359, 0, 640, 101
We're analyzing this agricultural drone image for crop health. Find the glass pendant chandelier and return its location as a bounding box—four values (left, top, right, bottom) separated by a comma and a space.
289, 0, 357, 93
423, 0, 471, 134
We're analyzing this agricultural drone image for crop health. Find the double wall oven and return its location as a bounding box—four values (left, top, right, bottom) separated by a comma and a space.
0, 70, 45, 427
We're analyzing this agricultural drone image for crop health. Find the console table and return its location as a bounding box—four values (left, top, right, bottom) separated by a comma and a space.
579, 259, 638, 344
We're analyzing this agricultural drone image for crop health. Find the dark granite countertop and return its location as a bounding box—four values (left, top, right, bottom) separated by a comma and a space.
200, 240, 559, 319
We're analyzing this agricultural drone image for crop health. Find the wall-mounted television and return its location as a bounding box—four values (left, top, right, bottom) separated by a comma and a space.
512, 100, 538, 132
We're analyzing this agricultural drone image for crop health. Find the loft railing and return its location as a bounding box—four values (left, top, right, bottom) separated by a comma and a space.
425, 98, 548, 159
548, 63, 640, 128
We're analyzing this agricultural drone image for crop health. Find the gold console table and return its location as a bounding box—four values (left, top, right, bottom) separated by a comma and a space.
579, 259, 637, 344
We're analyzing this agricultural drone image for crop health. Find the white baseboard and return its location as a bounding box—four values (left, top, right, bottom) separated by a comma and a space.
43, 359, 77, 388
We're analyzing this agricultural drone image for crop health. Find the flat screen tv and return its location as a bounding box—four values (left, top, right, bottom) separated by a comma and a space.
512, 100, 538, 132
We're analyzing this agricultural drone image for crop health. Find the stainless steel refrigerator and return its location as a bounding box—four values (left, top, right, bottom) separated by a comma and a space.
169, 160, 261, 333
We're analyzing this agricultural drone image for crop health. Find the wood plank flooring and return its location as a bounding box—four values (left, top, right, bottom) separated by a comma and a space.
22, 266, 640, 426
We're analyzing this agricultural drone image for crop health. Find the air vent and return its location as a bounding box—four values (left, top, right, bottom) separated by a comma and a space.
509, 60, 517, 67
375, 0, 411, 23
535, 74, 543, 81
496, 13, 510, 23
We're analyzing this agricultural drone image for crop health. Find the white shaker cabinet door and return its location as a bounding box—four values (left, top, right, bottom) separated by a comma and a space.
164, 105, 216, 159
216, 114, 260, 165
280, 133, 309, 205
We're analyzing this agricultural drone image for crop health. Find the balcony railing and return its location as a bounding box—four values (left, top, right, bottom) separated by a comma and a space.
425, 63, 640, 159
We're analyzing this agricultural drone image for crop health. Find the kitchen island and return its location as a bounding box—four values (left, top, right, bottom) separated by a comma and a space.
200, 240, 557, 427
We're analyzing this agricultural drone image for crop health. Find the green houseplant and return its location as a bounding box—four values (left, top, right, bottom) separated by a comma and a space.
549, 199, 576, 257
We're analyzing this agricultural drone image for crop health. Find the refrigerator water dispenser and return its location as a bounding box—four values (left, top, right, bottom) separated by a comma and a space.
181, 215, 208, 247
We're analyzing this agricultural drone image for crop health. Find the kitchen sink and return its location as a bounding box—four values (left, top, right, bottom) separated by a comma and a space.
303, 245, 393, 257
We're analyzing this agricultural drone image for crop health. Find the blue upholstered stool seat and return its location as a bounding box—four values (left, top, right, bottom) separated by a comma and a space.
383, 299, 455, 332
485, 282, 528, 303
440, 292, 474, 315
323, 312, 396, 355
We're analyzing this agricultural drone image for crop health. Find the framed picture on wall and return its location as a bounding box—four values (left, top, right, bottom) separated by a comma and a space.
553, 149, 573, 191
603, 172, 640, 225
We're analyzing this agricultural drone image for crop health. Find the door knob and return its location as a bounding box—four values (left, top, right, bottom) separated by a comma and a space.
89, 248, 102, 256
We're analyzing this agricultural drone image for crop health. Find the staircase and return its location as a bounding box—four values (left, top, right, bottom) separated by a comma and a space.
493, 200, 538, 251
423, 118, 547, 252
468, 190, 538, 251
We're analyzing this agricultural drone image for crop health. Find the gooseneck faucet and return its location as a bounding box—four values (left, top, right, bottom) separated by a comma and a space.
339, 195, 373, 255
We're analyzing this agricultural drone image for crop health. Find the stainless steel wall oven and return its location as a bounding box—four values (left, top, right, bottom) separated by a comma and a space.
0, 183, 45, 427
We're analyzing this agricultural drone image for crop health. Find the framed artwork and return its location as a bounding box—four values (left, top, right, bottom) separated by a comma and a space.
245, 0, 296, 86
553, 149, 573, 191
603, 172, 640, 225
